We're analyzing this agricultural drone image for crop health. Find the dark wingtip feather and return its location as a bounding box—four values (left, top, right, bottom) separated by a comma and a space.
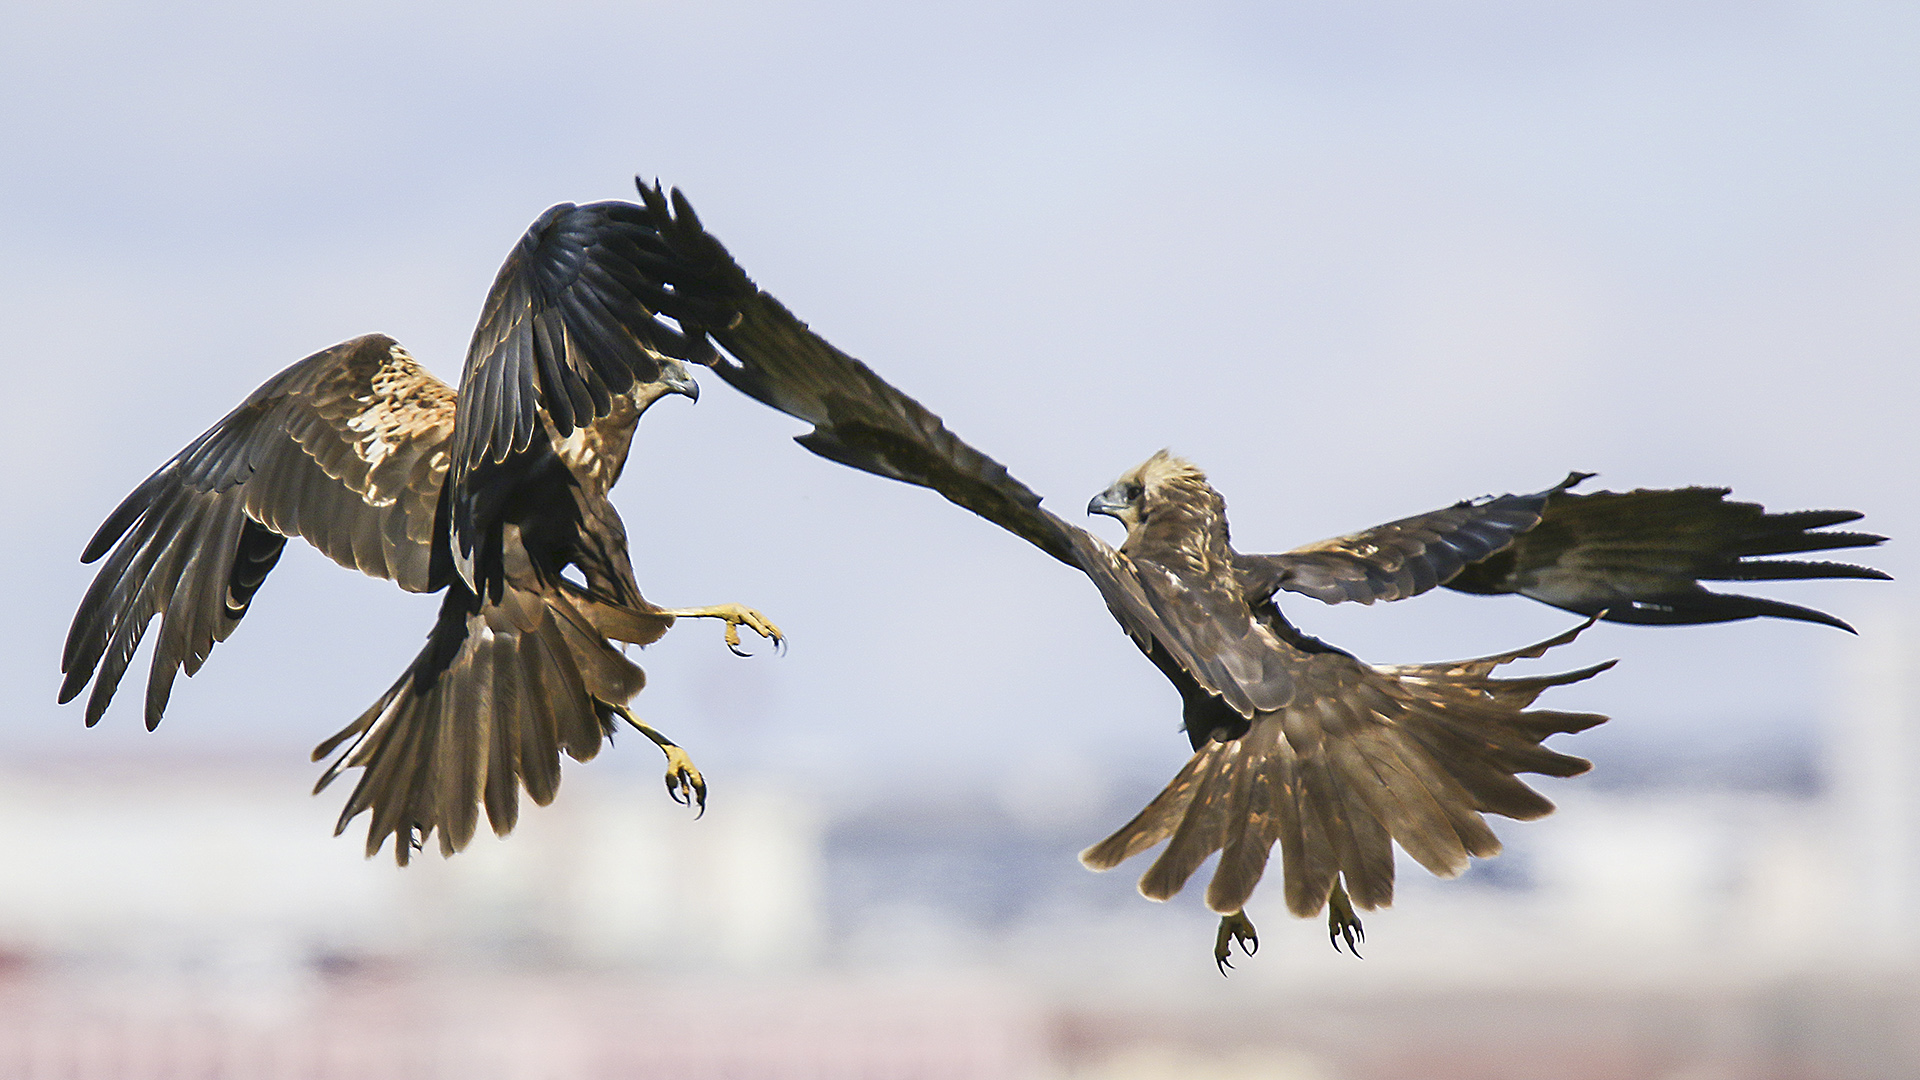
79, 469, 169, 564
1598, 592, 1861, 633
56, 669, 86, 706
1725, 558, 1892, 583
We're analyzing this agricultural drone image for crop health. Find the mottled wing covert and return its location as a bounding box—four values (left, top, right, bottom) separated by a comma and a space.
61, 334, 455, 728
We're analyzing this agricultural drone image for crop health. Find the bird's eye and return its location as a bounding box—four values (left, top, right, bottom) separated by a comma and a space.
1126, 483, 1144, 502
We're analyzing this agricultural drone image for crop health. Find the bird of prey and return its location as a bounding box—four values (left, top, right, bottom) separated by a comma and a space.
61, 200, 782, 864
625, 180, 1888, 967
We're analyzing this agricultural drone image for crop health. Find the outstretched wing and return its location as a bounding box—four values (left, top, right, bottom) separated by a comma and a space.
449, 200, 727, 576
1083, 619, 1612, 919
1445, 485, 1889, 631
633, 181, 1087, 568
632, 183, 1303, 718
61, 334, 455, 728
1233, 477, 1574, 606
1239, 476, 1887, 631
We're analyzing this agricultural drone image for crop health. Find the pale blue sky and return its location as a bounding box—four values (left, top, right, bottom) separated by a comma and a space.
4, 1, 1914, 813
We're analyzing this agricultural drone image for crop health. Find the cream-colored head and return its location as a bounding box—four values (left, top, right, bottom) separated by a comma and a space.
1086, 450, 1212, 533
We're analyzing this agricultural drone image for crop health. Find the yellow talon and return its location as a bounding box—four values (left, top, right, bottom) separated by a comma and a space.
661, 603, 785, 656
612, 704, 707, 816
661, 743, 707, 815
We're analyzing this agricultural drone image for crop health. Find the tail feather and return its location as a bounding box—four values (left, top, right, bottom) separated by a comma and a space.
314, 583, 643, 864
1086, 620, 1609, 919
1320, 760, 1395, 911
1336, 722, 1500, 881
1274, 741, 1344, 917
485, 640, 527, 833
1138, 744, 1239, 901
1079, 751, 1212, 871
435, 638, 489, 853
1212, 727, 1280, 913
512, 639, 563, 807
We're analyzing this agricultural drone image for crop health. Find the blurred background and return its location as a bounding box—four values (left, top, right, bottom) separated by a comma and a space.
3, 1, 1918, 1077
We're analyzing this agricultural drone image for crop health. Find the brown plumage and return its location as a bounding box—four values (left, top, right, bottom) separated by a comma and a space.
63, 198, 780, 864
1072, 452, 1610, 924
617, 181, 1887, 961
1238, 471, 1889, 632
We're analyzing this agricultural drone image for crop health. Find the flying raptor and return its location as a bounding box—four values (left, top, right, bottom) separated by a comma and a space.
627, 180, 1889, 968
61, 200, 782, 864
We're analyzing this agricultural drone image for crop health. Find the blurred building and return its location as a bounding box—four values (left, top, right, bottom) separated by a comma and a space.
2, 621, 1918, 1078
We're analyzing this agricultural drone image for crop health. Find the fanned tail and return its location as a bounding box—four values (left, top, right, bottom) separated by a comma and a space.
312, 582, 645, 865
1081, 620, 1611, 919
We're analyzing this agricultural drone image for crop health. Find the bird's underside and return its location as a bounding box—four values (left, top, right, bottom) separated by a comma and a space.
62, 196, 786, 863
621, 179, 1889, 965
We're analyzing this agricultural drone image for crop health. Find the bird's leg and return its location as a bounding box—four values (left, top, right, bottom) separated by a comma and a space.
1214, 911, 1259, 975
611, 704, 706, 815
1327, 878, 1364, 957
659, 603, 785, 656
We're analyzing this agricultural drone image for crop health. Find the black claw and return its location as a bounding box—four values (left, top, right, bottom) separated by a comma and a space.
1214, 914, 1258, 975
1326, 883, 1364, 958
728, 642, 750, 657
666, 770, 708, 818
1329, 919, 1364, 958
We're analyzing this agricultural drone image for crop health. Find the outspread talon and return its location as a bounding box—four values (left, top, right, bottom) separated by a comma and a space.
1327, 881, 1365, 957
1214, 911, 1259, 975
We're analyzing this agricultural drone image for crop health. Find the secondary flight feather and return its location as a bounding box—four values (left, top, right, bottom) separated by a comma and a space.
626, 179, 1888, 966
62, 200, 782, 864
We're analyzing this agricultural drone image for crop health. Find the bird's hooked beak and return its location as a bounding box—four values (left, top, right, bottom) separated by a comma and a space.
658, 359, 700, 403
1087, 484, 1132, 521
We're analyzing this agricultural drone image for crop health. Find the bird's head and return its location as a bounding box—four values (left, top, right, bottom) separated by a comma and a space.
630, 356, 701, 411
1088, 450, 1210, 533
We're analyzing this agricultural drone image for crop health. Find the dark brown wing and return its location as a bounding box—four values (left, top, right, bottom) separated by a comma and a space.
1446, 485, 1890, 631
634, 182, 1084, 567
1234, 476, 1579, 605
632, 182, 1317, 721
60, 334, 455, 728
1083, 619, 1612, 918
1237, 475, 1887, 632
449, 200, 725, 577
